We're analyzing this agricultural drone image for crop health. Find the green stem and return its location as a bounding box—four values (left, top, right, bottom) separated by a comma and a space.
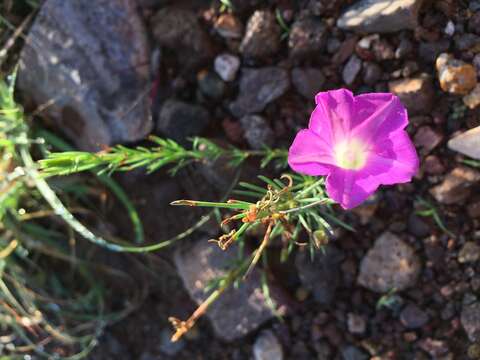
171, 200, 252, 210
293, 179, 324, 199
279, 199, 333, 214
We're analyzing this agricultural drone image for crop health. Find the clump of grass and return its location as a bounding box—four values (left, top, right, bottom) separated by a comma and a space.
0, 75, 150, 358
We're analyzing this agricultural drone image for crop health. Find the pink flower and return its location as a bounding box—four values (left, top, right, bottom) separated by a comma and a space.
288, 89, 419, 209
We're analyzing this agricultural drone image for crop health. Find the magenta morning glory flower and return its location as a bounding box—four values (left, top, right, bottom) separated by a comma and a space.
288, 89, 419, 209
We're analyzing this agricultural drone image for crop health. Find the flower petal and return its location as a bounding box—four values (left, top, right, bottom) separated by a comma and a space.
325, 168, 379, 209
311, 89, 355, 143
307, 106, 334, 145
288, 129, 335, 176
365, 130, 419, 185
352, 93, 408, 143
326, 130, 418, 209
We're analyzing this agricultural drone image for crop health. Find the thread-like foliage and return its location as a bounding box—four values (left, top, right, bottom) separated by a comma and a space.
39, 136, 288, 177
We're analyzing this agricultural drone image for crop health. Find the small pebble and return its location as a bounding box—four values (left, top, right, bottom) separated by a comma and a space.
395, 38, 413, 59
214, 53, 240, 82
407, 214, 430, 238
430, 167, 480, 205
462, 301, 480, 342
341, 345, 369, 360
343, 54, 362, 85
414, 126, 443, 155
291, 67, 325, 99
468, 343, 480, 359
197, 70, 225, 100
464, 84, 480, 109
418, 338, 449, 358
214, 13, 243, 39
436, 53, 477, 95
347, 313, 367, 334
423, 155, 445, 175
239, 115, 274, 150
458, 242, 480, 264
389, 76, 435, 115
400, 304, 429, 329
403, 331, 418, 342
289, 16, 327, 58
362, 62, 382, 86
295, 287, 310, 302
445, 21, 455, 37
253, 330, 283, 360
240, 10, 281, 59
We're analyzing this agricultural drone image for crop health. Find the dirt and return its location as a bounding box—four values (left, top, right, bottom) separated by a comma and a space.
6, 0, 480, 359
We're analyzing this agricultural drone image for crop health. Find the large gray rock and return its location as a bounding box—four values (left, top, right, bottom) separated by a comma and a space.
448, 126, 480, 160
358, 232, 421, 293
337, 0, 425, 34
17, 0, 152, 151
229, 67, 290, 118
174, 239, 288, 342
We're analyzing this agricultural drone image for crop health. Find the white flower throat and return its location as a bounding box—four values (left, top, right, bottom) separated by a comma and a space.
334, 139, 368, 170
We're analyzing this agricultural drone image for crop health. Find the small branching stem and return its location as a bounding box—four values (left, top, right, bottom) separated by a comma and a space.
244, 221, 273, 279
168, 176, 341, 340
169, 259, 247, 342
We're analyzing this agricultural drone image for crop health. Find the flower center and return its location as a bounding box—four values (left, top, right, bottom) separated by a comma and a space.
334, 139, 368, 170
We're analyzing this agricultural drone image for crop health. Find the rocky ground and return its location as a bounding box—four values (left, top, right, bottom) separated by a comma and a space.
10, 0, 480, 359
